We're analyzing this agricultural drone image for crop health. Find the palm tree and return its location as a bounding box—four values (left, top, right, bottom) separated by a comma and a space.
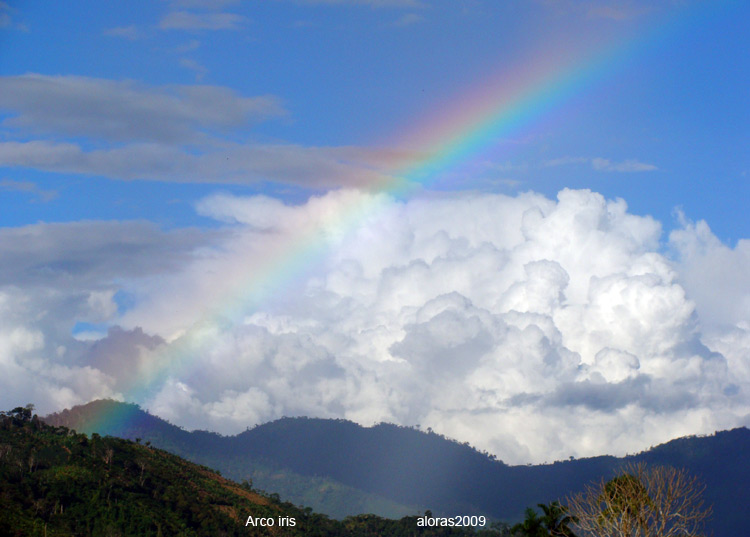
512, 507, 546, 537
512, 502, 577, 537
538, 501, 577, 537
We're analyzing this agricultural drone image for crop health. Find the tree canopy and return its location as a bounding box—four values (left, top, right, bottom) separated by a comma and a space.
566, 463, 711, 537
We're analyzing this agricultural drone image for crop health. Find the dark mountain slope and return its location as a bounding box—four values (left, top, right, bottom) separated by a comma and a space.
636, 429, 750, 537
46, 400, 750, 536
232, 417, 504, 513
3, 406, 500, 537
232, 417, 750, 536
0, 408, 319, 536
44, 400, 422, 520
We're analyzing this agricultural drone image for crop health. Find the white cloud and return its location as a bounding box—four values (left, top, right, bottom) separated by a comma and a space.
0, 179, 57, 202
545, 156, 657, 172
113, 189, 749, 461
3, 189, 748, 464
168, 0, 241, 8
586, 5, 650, 21
0, 74, 415, 188
392, 13, 424, 26
103, 25, 141, 40
0, 219, 211, 287
180, 58, 209, 81
0, 287, 118, 413
0, 140, 396, 187
669, 215, 750, 330
535, 0, 652, 22
591, 157, 657, 172
0, 1, 13, 28
160, 10, 247, 30
0, 219, 216, 415
0, 74, 283, 143
544, 156, 590, 167
287, 0, 426, 8
174, 39, 202, 53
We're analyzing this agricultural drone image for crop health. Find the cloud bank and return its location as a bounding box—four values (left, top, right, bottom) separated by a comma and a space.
0, 74, 410, 188
1, 188, 748, 463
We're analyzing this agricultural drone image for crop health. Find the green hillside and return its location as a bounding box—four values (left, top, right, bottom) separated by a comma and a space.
45, 399, 750, 537
44, 399, 423, 520
2, 405, 504, 537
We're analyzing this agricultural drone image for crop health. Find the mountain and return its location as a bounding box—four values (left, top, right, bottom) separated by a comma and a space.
46, 400, 750, 536
43, 400, 423, 520
1, 406, 500, 537
1, 406, 331, 536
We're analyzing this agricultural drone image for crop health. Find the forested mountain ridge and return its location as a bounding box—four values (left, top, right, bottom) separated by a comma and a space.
45, 400, 750, 537
44, 400, 426, 519
1, 406, 329, 536
1, 406, 504, 537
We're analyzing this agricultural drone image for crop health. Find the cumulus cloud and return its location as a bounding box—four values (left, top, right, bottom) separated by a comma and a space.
669, 215, 750, 329
84, 327, 167, 393
3, 189, 749, 463
0, 286, 118, 413
112, 189, 750, 461
0, 219, 215, 414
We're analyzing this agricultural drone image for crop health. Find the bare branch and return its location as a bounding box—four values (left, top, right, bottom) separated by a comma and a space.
565, 463, 711, 537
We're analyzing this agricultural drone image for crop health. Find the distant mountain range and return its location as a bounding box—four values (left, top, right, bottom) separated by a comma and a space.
45, 399, 750, 537
1, 407, 496, 536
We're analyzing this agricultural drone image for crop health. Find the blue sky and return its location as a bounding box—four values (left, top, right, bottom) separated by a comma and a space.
1, 0, 749, 462
1, 0, 747, 239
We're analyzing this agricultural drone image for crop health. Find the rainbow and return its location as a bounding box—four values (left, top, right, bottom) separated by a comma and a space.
79, 2, 721, 432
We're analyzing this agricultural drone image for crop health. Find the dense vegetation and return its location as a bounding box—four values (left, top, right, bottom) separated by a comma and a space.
45, 399, 750, 537
45, 400, 424, 519
1, 405, 305, 536
2, 405, 508, 536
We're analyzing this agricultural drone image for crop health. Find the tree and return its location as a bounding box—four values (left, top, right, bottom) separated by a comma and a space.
566, 463, 711, 537
512, 502, 577, 537
5, 404, 35, 422
512, 507, 546, 537
539, 501, 577, 537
